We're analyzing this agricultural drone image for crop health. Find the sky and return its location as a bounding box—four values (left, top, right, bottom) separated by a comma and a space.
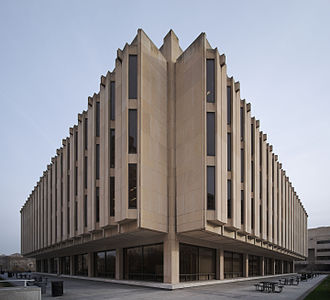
0, 0, 329, 255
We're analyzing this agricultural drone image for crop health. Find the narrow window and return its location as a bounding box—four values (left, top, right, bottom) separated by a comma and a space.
110, 81, 115, 121
75, 166, 78, 196
241, 148, 244, 183
227, 180, 232, 219
207, 166, 215, 210
75, 131, 78, 161
74, 201, 78, 231
96, 102, 100, 137
260, 204, 262, 233
110, 129, 115, 168
84, 156, 88, 189
128, 109, 137, 154
67, 174, 70, 203
110, 177, 115, 216
259, 136, 262, 167
240, 106, 244, 141
67, 206, 70, 234
251, 162, 254, 192
84, 195, 87, 227
129, 55, 137, 99
96, 144, 100, 180
207, 112, 215, 156
227, 133, 232, 171
251, 198, 254, 229
96, 187, 100, 222
67, 142, 70, 169
241, 190, 244, 225
128, 164, 137, 208
84, 118, 88, 150
227, 86, 231, 125
260, 171, 262, 198
206, 59, 215, 103
251, 123, 254, 155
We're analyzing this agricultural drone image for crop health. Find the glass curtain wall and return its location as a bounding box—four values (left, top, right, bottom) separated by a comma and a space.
61, 256, 70, 275
224, 251, 243, 278
248, 255, 261, 277
264, 257, 272, 275
124, 244, 163, 282
94, 250, 116, 278
74, 253, 88, 276
179, 244, 216, 282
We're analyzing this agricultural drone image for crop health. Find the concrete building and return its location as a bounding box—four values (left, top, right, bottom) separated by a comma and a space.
20, 29, 307, 284
295, 227, 330, 273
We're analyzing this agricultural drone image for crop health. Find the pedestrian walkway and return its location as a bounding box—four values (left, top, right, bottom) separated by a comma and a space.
38, 274, 327, 300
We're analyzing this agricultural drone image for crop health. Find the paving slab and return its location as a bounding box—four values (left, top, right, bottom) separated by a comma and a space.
37, 274, 327, 300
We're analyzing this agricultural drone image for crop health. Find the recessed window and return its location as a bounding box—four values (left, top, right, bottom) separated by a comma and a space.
110, 81, 115, 121
74, 201, 78, 231
128, 164, 137, 209
96, 102, 100, 137
241, 190, 244, 225
128, 109, 137, 154
207, 166, 215, 210
84, 195, 87, 227
84, 118, 88, 150
241, 148, 244, 183
110, 129, 115, 168
206, 59, 215, 103
240, 107, 244, 141
74, 131, 78, 161
96, 144, 100, 180
110, 177, 115, 217
129, 55, 137, 99
227, 180, 232, 219
75, 166, 78, 196
227, 133, 232, 171
96, 187, 100, 222
207, 112, 215, 156
84, 156, 88, 189
227, 86, 231, 125
251, 198, 254, 229
251, 123, 254, 155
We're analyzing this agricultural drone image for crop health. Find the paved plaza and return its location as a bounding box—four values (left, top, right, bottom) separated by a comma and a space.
37, 274, 327, 300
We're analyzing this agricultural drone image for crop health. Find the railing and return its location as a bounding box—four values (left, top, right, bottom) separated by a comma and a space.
0, 279, 35, 287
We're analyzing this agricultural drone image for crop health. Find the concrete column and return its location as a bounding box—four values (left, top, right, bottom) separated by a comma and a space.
163, 237, 179, 284
292, 261, 295, 273
243, 254, 248, 277
272, 258, 275, 275
88, 252, 94, 277
260, 256, 265, 276
115, 248, 123, 280
219, 249, 224, 280
56, 258, 61, 275
70, 255, 74, 275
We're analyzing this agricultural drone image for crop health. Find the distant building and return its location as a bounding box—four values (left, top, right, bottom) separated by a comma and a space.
0, 254, 35, 272
20, 29, 307, 284
295, 227, 330, 273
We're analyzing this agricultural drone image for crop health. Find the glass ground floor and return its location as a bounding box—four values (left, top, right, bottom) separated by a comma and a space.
36, 242, 295, 283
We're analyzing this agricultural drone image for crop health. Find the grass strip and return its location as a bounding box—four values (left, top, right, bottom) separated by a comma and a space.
304, 275, 330, 300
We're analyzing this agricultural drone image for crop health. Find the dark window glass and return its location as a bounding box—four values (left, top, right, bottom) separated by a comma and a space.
74, 254, 88, 276
227, 133, 232, 171
75, 166, 78, 196
61, 256, 70, 275
227, 180, 232, 219
241, 190, 244, 225
124, 244, 163, 282
129, 55, 137, 99
67, 206, 70, 234
128, 164, 137, 208
95, 250, 116, 278
110, 81, 115, 120
241, 148, 244, 183
207, 166, 215, 210
260, 171, 262, 198
207, 112, 215, 156
259, 136, 262, 166
260, 204, 262, 233
179, 244, 215, 282
75, 131, 78, 161
67, 142, 70, 169
240, 107, 244, 141
317, 249, 330, 252
84, 156, 88, 189
251, 198, 254, 229
74, 201, 78, 231
84, 195, 87, 227
206, 59, 215, 103
224, 251, 243, 278
128, 109, 137, 154
61, 211, 63, 237
227, 86, 231, 125
251, 124, 254, 155
67, 174, 70, 203
96, 101, 100, 137
317, 240, 330, 245
96, 187, 99, 222
248, 255, 260, 276
251, 162, 254, 192
110, 177, 115, 217
96, 144, 100, 180
110, 129, 115, 168
84, 118, 88, 150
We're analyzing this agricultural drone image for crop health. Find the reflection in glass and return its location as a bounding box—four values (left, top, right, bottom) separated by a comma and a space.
128, 164, 137, 208
129, 55, 137, 99
207, 112, 215, 156
95, 250, 116, 278
74, 253, 88, 276
110, 81, 115, 120
128, 109, 137, 153
206, 59, 215, 102
207, 166, 215, 210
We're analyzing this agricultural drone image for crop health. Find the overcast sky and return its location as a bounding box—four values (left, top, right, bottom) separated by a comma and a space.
1, 0, 329, 255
